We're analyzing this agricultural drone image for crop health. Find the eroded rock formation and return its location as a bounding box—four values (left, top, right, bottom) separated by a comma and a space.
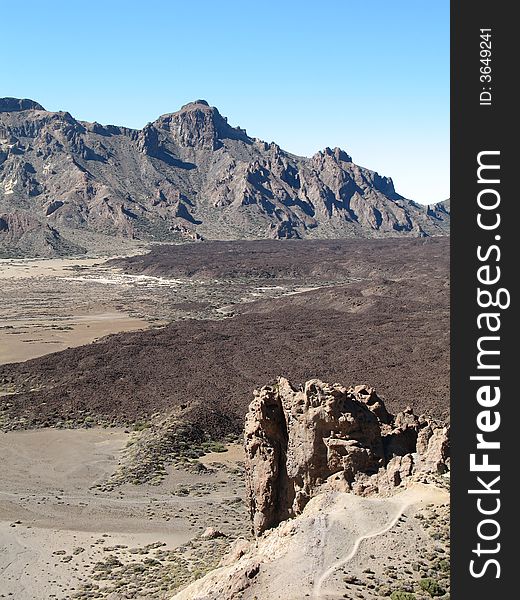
0, 210, 86, 257
244, 378, 449, 535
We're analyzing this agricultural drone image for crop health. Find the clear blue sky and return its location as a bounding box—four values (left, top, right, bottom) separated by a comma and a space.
3, 0, 449, 204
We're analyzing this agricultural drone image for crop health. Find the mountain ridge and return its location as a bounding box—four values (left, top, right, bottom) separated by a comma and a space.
0, 98, 450, 257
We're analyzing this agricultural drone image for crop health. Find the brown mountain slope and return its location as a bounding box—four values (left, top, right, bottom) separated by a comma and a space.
0, 98, 449, 257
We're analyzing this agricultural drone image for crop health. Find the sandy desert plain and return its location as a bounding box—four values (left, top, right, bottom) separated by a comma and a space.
0, 238, 451, 600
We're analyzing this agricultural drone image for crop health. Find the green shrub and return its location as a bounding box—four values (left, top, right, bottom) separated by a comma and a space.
209, 441, 227, 452
436, 558, 450, 573
132, 421, 150, 431
390, 592, 416, 600
419, 578, 446, 597
201, 440, 227, 453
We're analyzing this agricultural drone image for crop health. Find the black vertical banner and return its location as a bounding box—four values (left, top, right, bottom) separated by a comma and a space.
451, 2, 514, 598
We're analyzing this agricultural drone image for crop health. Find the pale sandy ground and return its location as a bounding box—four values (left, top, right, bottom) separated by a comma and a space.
0, 257, 112, 280
0, 256, 157, 365
0, 312, 150, 365
0, 255, 317, 367
199, 445, 245, 468
172, 483, 450, 600
0, 429, 247, 600
0, 427, 449, 600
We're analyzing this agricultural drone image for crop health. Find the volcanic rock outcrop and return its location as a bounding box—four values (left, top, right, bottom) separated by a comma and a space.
0, 210, 86, 257
0, 97, 450, 257
244, 378, 449, 535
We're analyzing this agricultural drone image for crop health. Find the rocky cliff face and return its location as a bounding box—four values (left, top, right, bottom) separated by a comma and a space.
0, 98, 449, 256
244, 378, 449, 535
0, 210, 86, 257
170, 379, 449, 600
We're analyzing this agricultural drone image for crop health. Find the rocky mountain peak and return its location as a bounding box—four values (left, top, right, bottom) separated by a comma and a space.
0, 98, 449, 257
0, 98, 46, 113
325, 146, 353, 162
179, 99, 210, 110
152, 100, 251, 150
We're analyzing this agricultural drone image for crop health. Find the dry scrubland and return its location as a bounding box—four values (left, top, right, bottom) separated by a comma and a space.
0, 429, 249, 599
0, 237, 450, 599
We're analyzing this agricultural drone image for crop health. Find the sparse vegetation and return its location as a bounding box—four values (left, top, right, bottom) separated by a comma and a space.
419, 578, 446, 597
1, 237, 449, 435
0, 238, 450, 599
391, 592, 416, 600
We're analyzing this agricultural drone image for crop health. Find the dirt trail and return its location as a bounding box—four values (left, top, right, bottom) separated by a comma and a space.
313, 484, 448, 599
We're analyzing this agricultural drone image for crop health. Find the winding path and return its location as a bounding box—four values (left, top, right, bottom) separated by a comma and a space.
313, 498, 412, 599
